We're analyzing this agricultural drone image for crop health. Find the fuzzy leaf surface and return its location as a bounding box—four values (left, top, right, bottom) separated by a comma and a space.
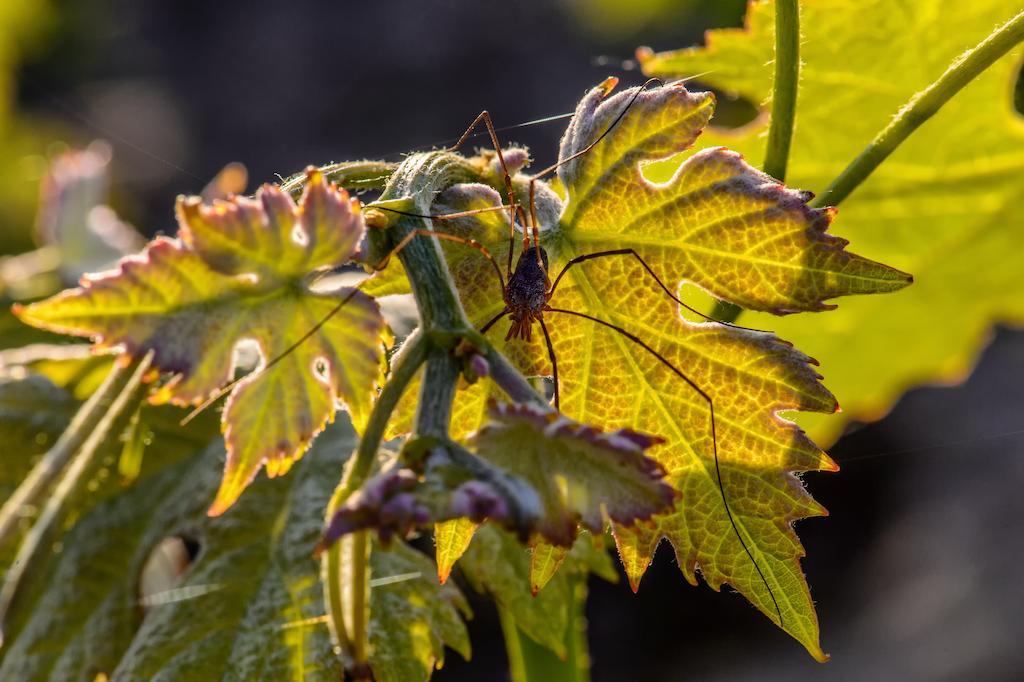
639, 0, 1024, 443
15, 170, 388, 514
0, 420, 470, 680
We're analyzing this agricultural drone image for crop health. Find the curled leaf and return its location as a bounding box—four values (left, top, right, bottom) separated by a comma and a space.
16, 169, 388, 515
472, 401, 676, 546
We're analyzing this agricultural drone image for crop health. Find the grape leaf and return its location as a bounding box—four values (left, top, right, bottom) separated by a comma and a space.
638, 0, 1024, 443
0, 420, 469, 681
471, 401, 675, 545
14, 170, 388, 514
0, 374, 76, 573
373, 80, 909, 658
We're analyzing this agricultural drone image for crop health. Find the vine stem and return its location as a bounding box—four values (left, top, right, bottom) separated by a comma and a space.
280, 160, 397, 198
763, 0, 800, 182
323, 150, 552, 678
812, 7, 1024, 207
322, 330, 428, 674
0, 351, 153, 646
713, 0, 801, 325
0, 353, 144, 550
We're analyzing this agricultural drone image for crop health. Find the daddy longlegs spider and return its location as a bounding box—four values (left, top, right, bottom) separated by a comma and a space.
188, 77, 784, 627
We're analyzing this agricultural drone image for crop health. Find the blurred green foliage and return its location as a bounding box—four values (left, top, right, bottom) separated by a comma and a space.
0, 0, 54, 255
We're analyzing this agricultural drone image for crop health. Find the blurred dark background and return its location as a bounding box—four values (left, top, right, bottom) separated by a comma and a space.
3, 1, 1022, 680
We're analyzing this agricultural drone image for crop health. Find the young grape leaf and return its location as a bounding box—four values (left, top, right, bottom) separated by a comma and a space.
14, 170, 389, 515
471, 401, 675, 545
638, 0, 1024, 443
373, 79, 910, 658
320, 401, 672, 551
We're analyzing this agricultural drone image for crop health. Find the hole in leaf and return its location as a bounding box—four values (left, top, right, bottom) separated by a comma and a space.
232, 338, 262, 376
138, 535, 200, 610
676, 282, 720, 324
313, 357, 329, 382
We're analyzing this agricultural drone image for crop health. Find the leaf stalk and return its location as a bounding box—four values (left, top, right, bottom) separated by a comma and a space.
0, 351, 153, 647
813, 7, 1024, 207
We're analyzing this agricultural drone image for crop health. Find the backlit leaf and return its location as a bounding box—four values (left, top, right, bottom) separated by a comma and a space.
14, 170, 388, 515
639, 0, 1024, 443
380, 78, 909, 657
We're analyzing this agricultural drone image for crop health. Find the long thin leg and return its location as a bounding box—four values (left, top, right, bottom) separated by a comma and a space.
373, 203, 510, 223
451, 111, 519, 279
545, 306, 783, 628
375, 228, 505, 294
480, 308, 508, 335
538, 317, 559, 410
547, 248, 769, 332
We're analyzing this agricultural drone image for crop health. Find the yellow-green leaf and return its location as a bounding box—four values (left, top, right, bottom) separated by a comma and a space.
639, 0, 1024, 443
380, 78, 910, 658
556, 80, 910, 313
15, 170, 388, 515
435, 518, 477, 584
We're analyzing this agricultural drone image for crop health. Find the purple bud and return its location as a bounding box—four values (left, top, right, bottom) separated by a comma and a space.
450, 481, 508, 521
469, 354, 490, 378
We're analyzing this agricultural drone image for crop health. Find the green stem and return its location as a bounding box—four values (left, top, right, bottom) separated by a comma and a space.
0, 353, 144, 550
415, 347, 459, 438
813, 7, 1024, 208
763, 0, 800, 182
323, 330, 427, 667
324, 150, 551, 677
0, 351, 152, 645
712, 0, 801, 326
281, 160, 397, 198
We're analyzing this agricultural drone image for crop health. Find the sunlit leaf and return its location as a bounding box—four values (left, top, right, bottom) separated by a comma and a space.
321, 400, 670, 555
381, 77, 909, 657
15, 169, 389, 514
639, 0, 1024, 443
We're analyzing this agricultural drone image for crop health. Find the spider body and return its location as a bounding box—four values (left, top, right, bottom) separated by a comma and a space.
504, 246, 550, 341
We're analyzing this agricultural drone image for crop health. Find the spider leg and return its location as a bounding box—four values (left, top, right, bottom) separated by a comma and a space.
538, 316, 559, 410
547, 248, 770, 333
451, 111, 520, 279
545, 306, 783, 628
